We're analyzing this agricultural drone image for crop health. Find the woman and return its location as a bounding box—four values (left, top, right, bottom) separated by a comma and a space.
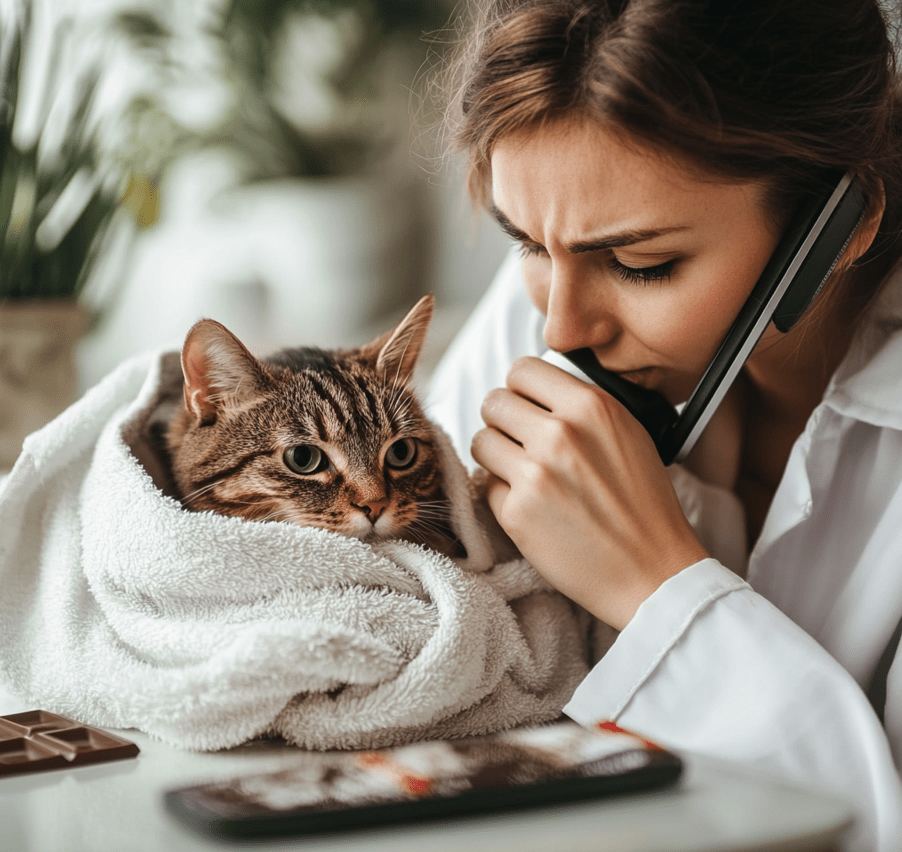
427, 1, 902, 849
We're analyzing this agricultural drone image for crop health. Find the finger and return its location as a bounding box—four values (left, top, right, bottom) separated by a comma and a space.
471, 425, 524, 483
507, 356, 623, 420
482, 471, 511, 521
480, 387, 551, 447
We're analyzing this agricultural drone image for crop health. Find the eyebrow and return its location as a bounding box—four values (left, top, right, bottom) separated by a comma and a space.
490, 204, 689, 253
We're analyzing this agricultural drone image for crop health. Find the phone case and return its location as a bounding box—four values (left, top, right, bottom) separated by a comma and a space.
165, 721, 682, 840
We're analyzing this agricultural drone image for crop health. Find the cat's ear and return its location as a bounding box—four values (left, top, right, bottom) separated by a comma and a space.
365, 294, 434, 384
179, 319, 269, 424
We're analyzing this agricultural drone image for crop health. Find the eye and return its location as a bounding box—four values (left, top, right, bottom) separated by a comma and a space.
609, 256, 676, 285
284, 445, 329, 475
385, 438, 417, 470
518, 242, 547, 258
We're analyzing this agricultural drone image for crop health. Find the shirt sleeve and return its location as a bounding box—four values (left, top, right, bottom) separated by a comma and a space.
564, 558, 902, 852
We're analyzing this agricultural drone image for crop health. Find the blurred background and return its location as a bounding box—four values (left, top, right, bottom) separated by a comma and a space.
0, 0, 512, 467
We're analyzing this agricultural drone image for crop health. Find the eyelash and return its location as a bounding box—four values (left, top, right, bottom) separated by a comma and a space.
517, 242, 545, 258
518, 242, 676, 285
608, 257, 676, 285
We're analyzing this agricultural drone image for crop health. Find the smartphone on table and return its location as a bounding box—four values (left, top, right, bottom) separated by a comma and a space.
165, 720, 682, 840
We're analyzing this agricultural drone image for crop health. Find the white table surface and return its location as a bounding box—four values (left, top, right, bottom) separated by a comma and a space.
0, 697, 855, 852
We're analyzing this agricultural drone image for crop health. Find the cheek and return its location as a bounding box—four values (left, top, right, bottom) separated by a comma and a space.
628, 293, 718, 373
646, 259, 773, 391
679, 239, 782, 360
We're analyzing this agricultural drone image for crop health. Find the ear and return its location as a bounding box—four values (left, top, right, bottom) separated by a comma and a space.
838, 179, 886, 273
180, 319, 269, 425
363, 295, 434, 385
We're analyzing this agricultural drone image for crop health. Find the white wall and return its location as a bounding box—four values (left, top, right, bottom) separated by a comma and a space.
75, 148, 513, 392
63, 0, 516, 393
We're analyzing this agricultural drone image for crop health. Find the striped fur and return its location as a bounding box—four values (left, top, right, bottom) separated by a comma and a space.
166, 296, 462, 556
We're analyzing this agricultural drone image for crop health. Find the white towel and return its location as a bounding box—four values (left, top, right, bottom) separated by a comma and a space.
0, 351, 589, 751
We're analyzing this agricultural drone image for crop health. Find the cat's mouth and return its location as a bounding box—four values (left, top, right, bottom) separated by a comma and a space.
354, 529, 397, 546
345, 514, 398, 543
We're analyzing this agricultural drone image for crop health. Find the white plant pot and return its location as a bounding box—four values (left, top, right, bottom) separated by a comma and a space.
222, 170, 425, 348
77, 154, 428, 391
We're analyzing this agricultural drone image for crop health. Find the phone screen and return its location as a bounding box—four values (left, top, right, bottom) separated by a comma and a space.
165, 721, 682, 840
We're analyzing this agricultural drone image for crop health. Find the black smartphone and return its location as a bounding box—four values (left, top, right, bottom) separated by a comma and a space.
564, 170, 868, 464
164, 721, 682, 840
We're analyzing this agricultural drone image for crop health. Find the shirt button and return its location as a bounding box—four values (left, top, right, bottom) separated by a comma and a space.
802, 500, 813, 518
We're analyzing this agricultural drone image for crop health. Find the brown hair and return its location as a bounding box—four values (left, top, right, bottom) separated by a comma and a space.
447, 0, 902, 275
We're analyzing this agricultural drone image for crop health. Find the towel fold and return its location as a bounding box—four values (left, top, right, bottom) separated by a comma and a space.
0, 351, 589, 751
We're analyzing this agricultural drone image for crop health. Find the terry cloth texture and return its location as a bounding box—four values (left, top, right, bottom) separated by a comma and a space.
0, 351, 589, 751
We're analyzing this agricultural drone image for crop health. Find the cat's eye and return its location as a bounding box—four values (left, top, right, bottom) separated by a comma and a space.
385, 438, 417, 470
284, 445, 329, 475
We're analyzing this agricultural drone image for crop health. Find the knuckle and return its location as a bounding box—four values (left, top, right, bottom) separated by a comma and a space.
520, 457, 553, 492
470, 427, 489, 457
543, 416, 580, 454
582, 386, 615, 421
480, 387, 506, 420
507, 356, 535, 382
497, 494, 527, 537
509, 355, 530, 374
500, 463, 552, 537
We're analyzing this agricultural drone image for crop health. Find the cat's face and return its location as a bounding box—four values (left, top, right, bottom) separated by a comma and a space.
167, 296, 456, 550
176, 358, 445, 543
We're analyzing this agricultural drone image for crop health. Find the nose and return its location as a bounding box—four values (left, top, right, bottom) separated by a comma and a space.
352, 496, 389, 522
540, 260, 621, 353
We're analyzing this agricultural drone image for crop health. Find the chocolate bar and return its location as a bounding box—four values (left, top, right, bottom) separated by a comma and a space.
0, 710, 139, 776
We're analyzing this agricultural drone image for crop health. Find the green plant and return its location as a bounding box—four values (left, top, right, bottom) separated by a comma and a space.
0, 6, 180, 302
0, 0, 453, 304
212, 0, 451, 179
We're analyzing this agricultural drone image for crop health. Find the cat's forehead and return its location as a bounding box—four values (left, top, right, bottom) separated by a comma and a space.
264, 356, 426, 445
266, 347, 398, 393
286, 361, 413, 406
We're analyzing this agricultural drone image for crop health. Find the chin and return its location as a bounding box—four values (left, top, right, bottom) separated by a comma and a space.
345, 526, 371, 541
345, 520, 392, 542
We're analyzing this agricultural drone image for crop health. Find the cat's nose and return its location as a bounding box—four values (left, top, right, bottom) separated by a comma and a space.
354, 498, 389, 521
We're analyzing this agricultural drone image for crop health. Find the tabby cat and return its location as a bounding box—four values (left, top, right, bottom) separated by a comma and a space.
165, 295, 462, 556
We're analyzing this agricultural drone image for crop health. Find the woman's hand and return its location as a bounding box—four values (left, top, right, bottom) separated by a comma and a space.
471, 357, 708, 631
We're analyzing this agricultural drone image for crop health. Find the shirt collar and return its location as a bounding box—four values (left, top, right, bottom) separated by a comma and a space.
824, 263, 902, 430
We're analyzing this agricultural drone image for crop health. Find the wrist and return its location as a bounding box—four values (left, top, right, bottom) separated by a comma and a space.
597, 540, 710, 631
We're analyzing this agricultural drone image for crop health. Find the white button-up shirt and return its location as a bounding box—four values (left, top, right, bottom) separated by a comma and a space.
427, 248, 902, 852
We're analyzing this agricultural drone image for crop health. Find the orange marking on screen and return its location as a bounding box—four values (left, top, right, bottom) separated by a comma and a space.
597, 720, 665, 752
402, 774, 432, 796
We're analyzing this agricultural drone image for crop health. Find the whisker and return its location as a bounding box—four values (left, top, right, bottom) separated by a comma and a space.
408, 500, 452, 512
387, 331, 417, 409
395, 392, 416, 421
409, 498, 452, 509
258, 508, 294, 524
410, 509, 453, 523
404, 518, 454, 539
179, 481, 220, 505
402, 526, 461, 553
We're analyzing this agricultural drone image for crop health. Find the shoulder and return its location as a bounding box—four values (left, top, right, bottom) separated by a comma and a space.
826, 261, 902, 425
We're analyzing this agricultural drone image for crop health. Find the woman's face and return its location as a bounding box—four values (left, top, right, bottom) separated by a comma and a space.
490, 118, 784, 404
